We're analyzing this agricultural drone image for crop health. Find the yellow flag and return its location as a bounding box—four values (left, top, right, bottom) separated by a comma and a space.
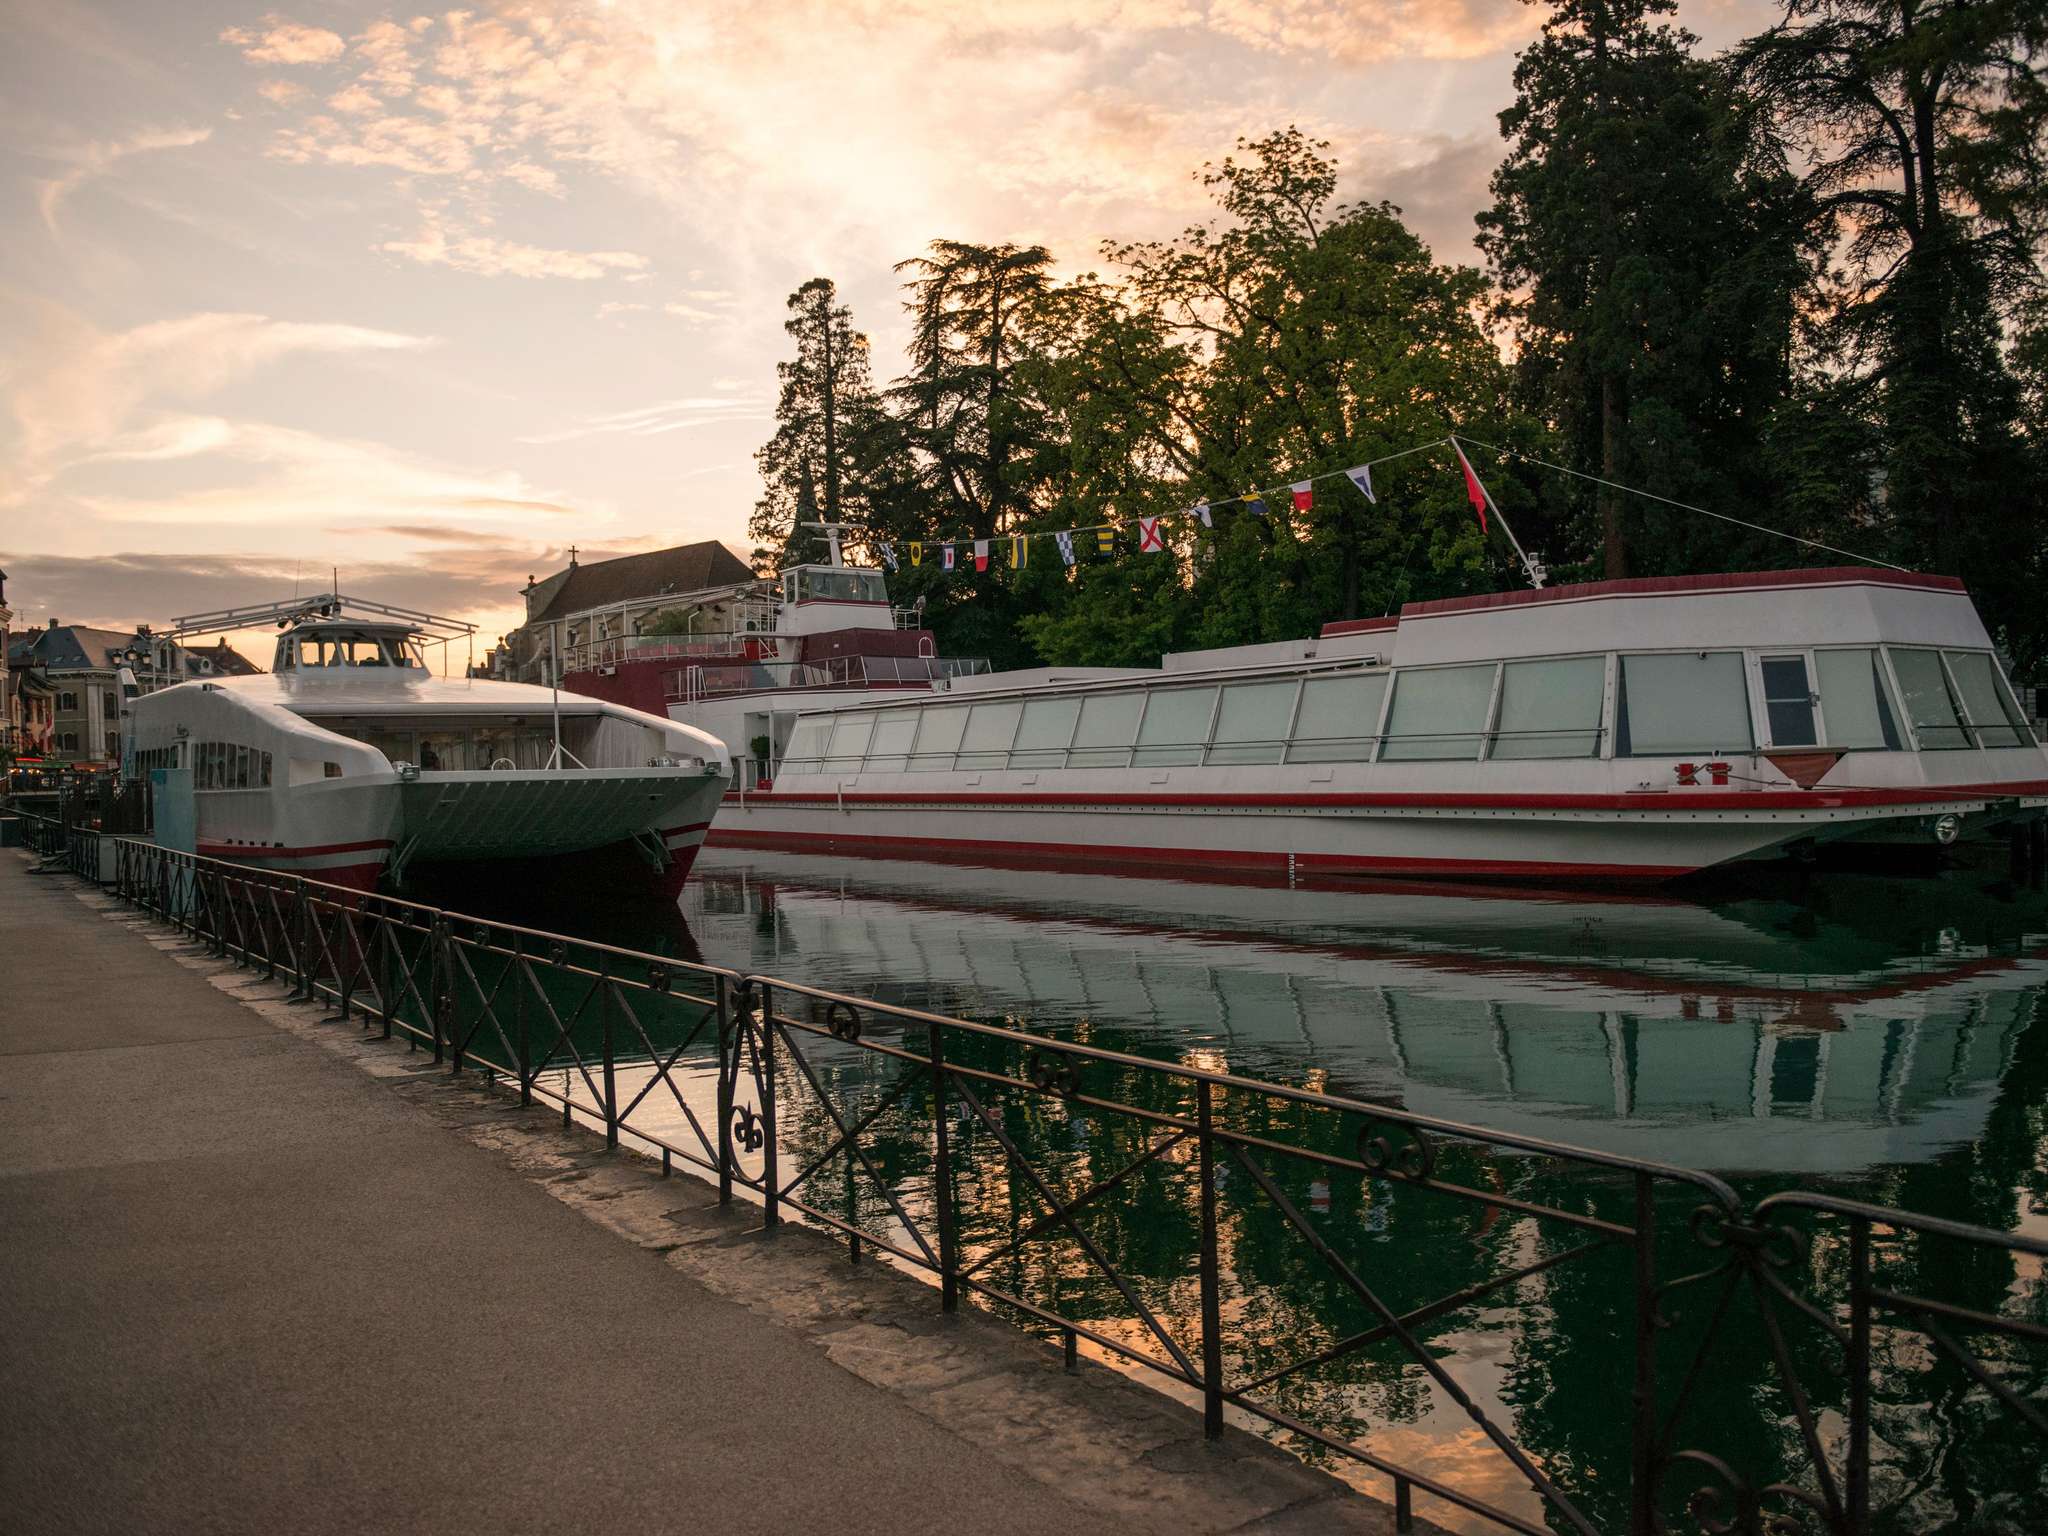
909, 542, 923, 567
1010, 534, 1029, 568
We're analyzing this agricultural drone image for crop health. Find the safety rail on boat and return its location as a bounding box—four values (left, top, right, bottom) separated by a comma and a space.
27, 832, 2048, 1536
665, 653, 991, 703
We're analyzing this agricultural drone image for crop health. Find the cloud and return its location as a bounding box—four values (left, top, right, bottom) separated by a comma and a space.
34, 125, 214, 233
519, 396, 771, 445
220, 16, 345, 66
376, 215, 650, 280
257, 79, 305, 105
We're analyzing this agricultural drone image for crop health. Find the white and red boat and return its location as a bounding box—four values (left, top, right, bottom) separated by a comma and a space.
126, 595, 729, 894
671, 566, 2046, 882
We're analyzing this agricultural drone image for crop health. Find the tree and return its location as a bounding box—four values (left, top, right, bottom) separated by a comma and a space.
750, 278, 884, 571
1480, 0, 1812, 579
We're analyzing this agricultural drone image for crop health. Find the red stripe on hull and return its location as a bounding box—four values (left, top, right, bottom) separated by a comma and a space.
198, 837, 396, 859
706, 827, 1694, 881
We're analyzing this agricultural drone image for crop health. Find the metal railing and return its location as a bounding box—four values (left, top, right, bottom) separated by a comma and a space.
50, 835, 2048, 1536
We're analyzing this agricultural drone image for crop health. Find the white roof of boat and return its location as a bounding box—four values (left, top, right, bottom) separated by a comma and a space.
164, 672, 614, 714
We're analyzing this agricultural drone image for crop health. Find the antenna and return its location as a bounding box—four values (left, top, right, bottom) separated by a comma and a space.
798, 521, 849, 567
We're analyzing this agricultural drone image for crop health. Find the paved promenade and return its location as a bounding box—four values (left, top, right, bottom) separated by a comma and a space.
0, 851, 1406, 1536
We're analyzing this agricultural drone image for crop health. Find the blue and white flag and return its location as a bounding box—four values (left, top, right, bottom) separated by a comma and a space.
1055, 529, 1076, 567
879, 541, 898, 571
1345, 464, 1375, 504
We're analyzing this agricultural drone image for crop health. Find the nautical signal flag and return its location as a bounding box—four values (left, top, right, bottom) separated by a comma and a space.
1055, 530, 1076, 566
1010, 534, 1029, 568
942, 544, 956, 570
1095, 526, 1116, 556
1192, 502, 1212, 528
1138, 516, 1166, 553
879, 542, 898, 571
1291, 481, 1314, 512
909, 542, 923, 567
1345, 464, 1375, 504
973, 539, 989, 572
1245, 493, 1268, 517
1452, 440, 1490, 534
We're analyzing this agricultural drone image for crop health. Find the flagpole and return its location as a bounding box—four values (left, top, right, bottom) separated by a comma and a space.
1451, 435, 1547, 590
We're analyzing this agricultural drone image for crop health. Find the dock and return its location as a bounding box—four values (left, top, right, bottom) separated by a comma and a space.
0, 849, 1407, 1536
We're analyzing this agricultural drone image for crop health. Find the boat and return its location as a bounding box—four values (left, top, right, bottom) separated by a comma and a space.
125, 594, 730, 894
666, 563, 2048, 881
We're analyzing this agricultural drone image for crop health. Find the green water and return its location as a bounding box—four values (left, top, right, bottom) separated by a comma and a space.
426, 849, 2048, 1534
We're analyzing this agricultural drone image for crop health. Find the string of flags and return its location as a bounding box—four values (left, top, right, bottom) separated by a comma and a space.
870, 435, 1513, 576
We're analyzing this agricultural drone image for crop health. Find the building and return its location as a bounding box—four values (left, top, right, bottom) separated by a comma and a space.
489, 541, 759, 686
4, 620, 260, 769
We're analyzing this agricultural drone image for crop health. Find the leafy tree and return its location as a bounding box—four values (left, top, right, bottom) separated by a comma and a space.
750, 278, 884, 571
1480, 0, 1812, 579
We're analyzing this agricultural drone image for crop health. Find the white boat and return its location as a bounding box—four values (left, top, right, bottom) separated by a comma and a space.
668, 564, 2047, 881
126, 595, 730, 894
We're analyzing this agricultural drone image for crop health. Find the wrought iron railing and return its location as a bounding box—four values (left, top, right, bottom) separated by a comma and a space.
55, 836, 2048, 1535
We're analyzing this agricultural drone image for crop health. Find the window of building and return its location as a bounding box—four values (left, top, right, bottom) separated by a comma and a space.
864, 710, 919, 773
1813, 649, 1902, 750
1285, 674, 1389, 763
1489, 656, 1605, 759
1009, 696, 1081, 769
1132, 687, 1217, 767
1381, 664, 1497, 761
59, 732, 78, 752
1616, 652, 1753, 756
1943, 651, 2034, 748
909, 704, 969, 771
58, 691, 77, 712
1068, 692, 1144, 768
1208, 680, 1298, 765
1886, 648, 1970, 750
958, 701, 1024, 770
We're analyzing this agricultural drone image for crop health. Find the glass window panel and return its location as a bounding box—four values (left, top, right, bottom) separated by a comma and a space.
781, 717, 832, 771
1944, 651, 2032, 748
1759, 656, 1817, 748
1887, 648, 1969, 750
958, 701, 1023, 769
1069, 692, 1144, 768
1011, 696, 1081, 768
909, 705, 968, 770
1491, 656, 1605, 759
1617, 652, 1753, 756
823, 713, 875, 771
865, 711, 919, 773
1382, 664, 1496, 761
1813, 649, 1900, 750
1286, 674, 1388, 763
1133, 687, 1217, 767
1209, 681, 1297, 766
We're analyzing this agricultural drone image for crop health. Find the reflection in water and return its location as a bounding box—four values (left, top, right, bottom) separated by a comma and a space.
434, 849, 2048, 1533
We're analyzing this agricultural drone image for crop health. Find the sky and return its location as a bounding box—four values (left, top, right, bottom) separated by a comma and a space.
0, 0, 1778, 659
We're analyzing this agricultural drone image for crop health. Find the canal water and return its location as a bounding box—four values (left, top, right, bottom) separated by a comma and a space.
428, 848, 2048, 1534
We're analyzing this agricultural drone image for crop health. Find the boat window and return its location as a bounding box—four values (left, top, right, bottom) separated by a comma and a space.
1759, 656, 1818, 748
1068, 692, 1145, 769
958, 701, 1024, 770
796, 568, 886, 603
1381, 664, 1496, 761
1286, 674, 1389, 763
1813, 649, 1902, 750
823, 713, 875, 772
781, 716, 833, 772
864, 710, 919, 773
1616, 652, 1752, 756
1944, 651, 2033, 748
1010, 696, 1081, 769
260, 750, 273, 787
1208, 681, 1298, 766
909, 704, 969, 771
1886, 648, 1971, 750
1133, 687, 1217, 767
1490, 656, 1605, 760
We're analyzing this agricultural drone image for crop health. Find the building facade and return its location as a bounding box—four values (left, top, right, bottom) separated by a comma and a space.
4, 620, 259, 768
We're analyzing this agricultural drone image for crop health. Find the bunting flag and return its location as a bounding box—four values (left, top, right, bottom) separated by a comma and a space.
1245, 494, 1268, 517
1138, 516, 1166, 553
1345, 464, 1374, 504
973, 538, 990, 572
1010, 534, 1029, 568
1291, 481, 1314, 512
942, 544, 956, 570
1055, 530, 1076, 566
1095, 526, 1116, 556
1192, 501, 1212, 528
1452, 440, 1490, 534
909, 541, 924, 567
879, 541, 898, 571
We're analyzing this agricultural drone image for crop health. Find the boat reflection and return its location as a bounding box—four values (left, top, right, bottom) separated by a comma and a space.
679, 849, 2047, 1176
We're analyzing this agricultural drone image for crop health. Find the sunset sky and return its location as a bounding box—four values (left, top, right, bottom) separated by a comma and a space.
1, 0, 1775, 657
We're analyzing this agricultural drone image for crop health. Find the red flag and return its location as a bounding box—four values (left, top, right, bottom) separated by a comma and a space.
1291, 480, 1313, 512
1454, 442, 1489, 534
973, 538, 989, 572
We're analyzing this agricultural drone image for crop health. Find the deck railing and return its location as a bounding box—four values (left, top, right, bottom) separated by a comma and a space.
42, 834, 2048, 1536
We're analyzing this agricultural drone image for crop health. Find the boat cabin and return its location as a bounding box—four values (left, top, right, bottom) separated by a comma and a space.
274, 621, 427, 673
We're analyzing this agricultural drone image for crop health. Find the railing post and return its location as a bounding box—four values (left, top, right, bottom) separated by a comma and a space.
716, 975, 735, 1206
291, 879, 311, 996
1846, 1218, 1871, 1532
929, 1021, 958, 1313
430, 916, 446, 1065
1197, 1080, 1224, 1439
760, 982, 780, 1231
600, 957, 619, 1150
1631, 1171, 1658, 1536
379, 921, 396, 1039
515, 934, 531, 1104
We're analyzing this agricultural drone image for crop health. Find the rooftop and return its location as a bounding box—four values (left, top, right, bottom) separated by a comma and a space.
523, 541, 755, 625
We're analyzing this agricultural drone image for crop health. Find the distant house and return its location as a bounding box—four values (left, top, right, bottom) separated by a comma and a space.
4, 620, 260, 767
490, 541, 758, 686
